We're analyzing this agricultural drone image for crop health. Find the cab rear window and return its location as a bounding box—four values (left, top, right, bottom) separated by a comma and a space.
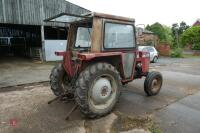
104, 23, 135, 49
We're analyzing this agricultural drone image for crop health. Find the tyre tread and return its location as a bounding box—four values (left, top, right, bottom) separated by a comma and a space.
144, 71, 162, 96
75, 62, 121, 118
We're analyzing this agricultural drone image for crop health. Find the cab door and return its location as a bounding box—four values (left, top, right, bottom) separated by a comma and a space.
122, 52, 135, 79
103, 22, 136, 79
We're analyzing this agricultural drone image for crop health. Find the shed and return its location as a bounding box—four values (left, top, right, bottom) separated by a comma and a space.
0, 0, 90, 61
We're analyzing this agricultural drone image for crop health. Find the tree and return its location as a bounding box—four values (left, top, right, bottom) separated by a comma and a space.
180, 21, 190, 34
146, 23, 167, 43
180, 26, 200, 50
172, 22, 189, 35
171, 21, 190, 48
163, 25, 173, 45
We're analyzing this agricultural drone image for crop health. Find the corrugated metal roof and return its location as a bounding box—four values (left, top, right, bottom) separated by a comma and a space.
0, 0, 90, 26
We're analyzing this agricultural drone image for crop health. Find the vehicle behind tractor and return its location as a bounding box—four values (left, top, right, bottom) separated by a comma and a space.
45, 12, 163, 118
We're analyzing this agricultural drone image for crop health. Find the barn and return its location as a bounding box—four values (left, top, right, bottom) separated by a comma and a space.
0, 0, 89, 61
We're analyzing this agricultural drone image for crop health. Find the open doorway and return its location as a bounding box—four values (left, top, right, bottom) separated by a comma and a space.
0, 24, 41, 60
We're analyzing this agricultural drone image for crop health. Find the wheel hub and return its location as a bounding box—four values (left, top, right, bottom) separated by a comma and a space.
91, 78, 112, 104
101, 86, 109, 96
151, 79, 160, 92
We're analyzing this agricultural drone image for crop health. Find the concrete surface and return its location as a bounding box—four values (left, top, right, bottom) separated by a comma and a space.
86, 113, 118, 133
155, 92, 200, 133
0, 57, 200, 133
0, 83, 85, 133
117, 57, 200, 133
0, 57, 55, 88
120, 129, 151, 133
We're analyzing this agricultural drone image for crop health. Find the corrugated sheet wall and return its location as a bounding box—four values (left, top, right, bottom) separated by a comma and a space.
0, 0, 89, 26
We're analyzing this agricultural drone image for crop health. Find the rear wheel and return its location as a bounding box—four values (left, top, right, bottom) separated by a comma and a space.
75, 63, 121, 118
144, 71, 162, 96
50, 64, 72, 96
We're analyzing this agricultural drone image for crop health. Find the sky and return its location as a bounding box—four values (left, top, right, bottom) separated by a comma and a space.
67, 0, 199, 27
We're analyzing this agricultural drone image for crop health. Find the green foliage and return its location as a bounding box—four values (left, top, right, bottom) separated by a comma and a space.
192, 43, 200, 50
146, 23, 173, 45
146, 23, 167, 43
163, 25, 173, 45
172, 22, 189, 36
180, 26, 200, 50
180, 21, 190, 34
171, 21, 190, 48
170, 48, 183, 58
149, 125, 163, 133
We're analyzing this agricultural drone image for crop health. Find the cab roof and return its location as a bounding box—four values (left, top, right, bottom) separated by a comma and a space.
44, 12, 135, 24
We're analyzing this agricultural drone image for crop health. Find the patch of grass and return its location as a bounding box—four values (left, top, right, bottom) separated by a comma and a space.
149, 124, 162, 133
170, 48, 183, 58
183, 54, 200, 58
113, 112, 162, 133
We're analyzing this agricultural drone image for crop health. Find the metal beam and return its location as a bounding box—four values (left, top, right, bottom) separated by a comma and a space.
41, 25, 45, 61
2, 0, 6, 22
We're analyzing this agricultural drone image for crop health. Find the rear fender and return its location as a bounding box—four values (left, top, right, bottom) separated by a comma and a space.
54, 51, 76, 78
77, 52, 136, 82
78, 52, 124, 77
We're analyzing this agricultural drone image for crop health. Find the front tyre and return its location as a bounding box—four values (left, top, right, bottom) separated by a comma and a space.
75, 63, 121, 118
144, 71, 163, 96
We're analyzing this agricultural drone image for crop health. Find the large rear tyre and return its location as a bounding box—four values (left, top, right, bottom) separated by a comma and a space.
75, 63, 121, 118
50, 63, 71, 96
144, 71, 163, 96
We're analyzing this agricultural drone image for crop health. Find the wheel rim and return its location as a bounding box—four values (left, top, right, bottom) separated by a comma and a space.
151, 77, 162, 93
89, 74, 117, 110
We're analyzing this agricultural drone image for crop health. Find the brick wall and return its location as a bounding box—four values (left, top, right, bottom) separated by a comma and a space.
137, 33, 159, 46
156, 44, 171, 56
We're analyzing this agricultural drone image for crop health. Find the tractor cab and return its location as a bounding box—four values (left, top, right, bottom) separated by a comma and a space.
44, 12, 136, 52
45, 12, 141, 79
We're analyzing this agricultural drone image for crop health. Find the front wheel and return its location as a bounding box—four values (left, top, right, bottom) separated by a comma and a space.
144, 71, 163, 96
75, 63, 121, 118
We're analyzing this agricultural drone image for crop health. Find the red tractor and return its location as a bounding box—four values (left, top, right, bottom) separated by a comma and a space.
45, 12, 163, 118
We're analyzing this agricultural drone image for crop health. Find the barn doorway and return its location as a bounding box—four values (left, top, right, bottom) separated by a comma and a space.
0, 24, 41, 58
